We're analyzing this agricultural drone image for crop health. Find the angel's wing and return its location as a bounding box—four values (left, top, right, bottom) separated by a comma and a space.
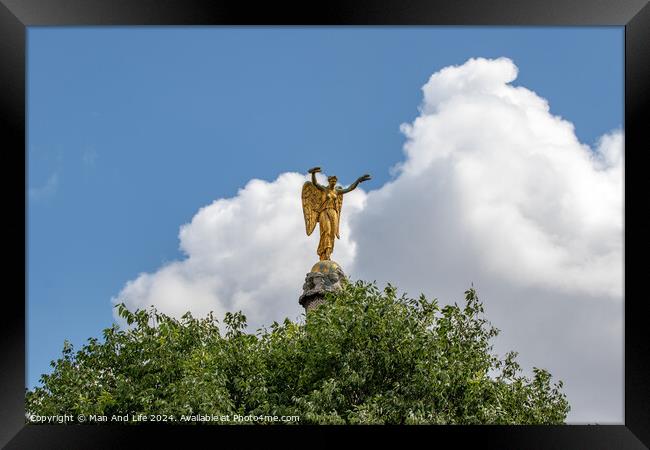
302, 182, 324, 236
335, 192, 343, 239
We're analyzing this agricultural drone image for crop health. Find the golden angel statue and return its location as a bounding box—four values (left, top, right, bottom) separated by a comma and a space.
302, 167, 371, 261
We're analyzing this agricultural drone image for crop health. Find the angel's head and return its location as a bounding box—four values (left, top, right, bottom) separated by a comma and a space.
327, 175, 338, 188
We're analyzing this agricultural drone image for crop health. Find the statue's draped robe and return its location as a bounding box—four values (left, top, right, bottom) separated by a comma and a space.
302, 181, 342, 261
317, 189, 340, 260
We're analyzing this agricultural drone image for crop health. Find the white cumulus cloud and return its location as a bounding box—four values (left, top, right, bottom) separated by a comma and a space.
373, 57, 623, 299
112, 57, 623, 423
112, 172, 365, 330
349, 57, 623, 423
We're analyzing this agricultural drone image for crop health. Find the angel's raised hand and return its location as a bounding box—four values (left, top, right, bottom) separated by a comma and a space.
308, 167, 322, 174
358, 174, 371, 183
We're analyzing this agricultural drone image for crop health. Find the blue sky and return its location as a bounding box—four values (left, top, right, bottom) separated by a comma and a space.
27, 27, 622, 421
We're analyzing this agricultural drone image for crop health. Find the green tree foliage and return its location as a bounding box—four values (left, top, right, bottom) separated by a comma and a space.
26, 281, 570, 424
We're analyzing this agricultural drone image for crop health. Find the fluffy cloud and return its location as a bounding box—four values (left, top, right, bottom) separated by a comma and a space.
113, 172, 365, 330
350, 57, 623, 423
355, 57, 623, 299
112, 57, 623, 422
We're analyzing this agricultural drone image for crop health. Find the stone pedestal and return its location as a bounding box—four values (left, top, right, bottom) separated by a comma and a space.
299, 260, 346, 312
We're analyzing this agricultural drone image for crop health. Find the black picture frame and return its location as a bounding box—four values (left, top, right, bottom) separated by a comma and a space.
2, 0, 648, 448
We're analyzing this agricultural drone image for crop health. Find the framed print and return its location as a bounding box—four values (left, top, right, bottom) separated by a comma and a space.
1, 0, 648, 448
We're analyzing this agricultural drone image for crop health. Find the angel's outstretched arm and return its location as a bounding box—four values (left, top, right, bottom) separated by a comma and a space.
338, 173, 371, 194
309, 167, 326, 191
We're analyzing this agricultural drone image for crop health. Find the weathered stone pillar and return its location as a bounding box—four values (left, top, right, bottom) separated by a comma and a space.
299, 260, 346, 312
